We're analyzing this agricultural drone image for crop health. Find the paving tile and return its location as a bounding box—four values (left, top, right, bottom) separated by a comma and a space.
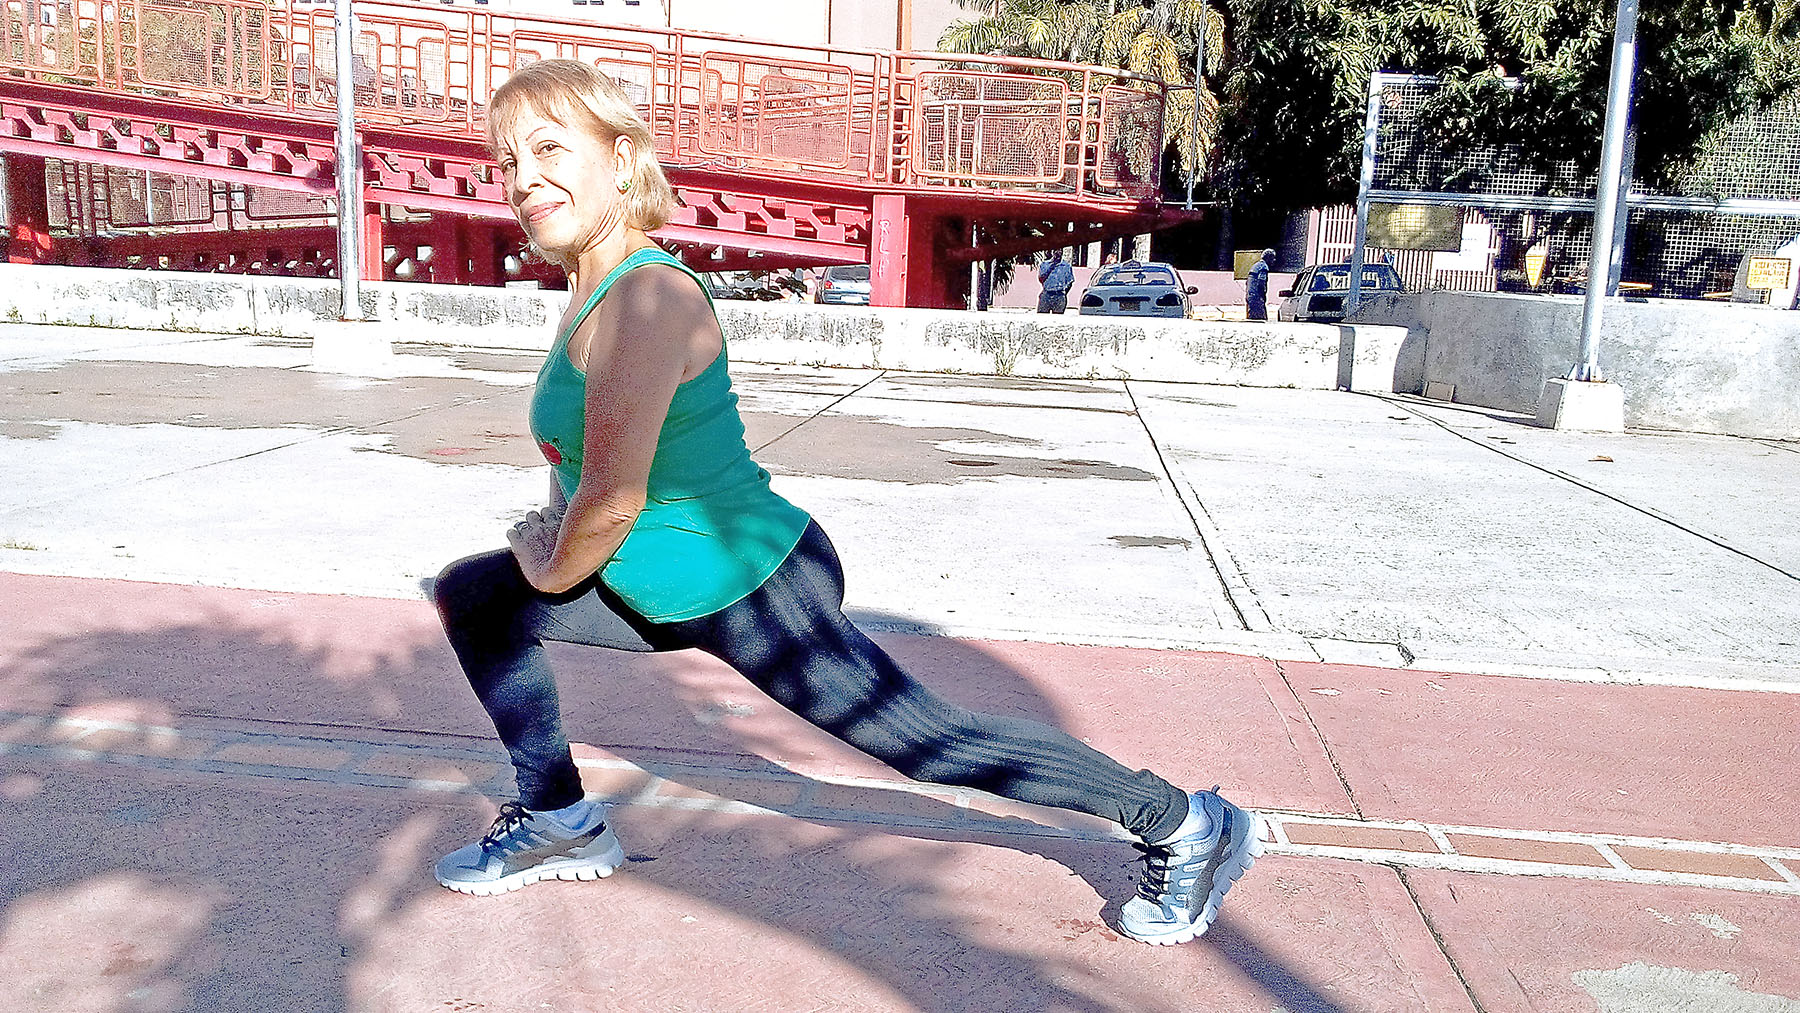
356, 751, 509, 787
0, 715, 52, 745
958, 792, 1118, 835
650, 772, 805, 810
1611, 845, 1788, 882
1406, 869, 1800, 1012
1446, 834, 1612, 868
806, 783, 965, 823
210, 741, 353, 771
1284, 661, 1800, 847
575, 765, 655, 800
85, 730, 212, 761
1283, 821, 1442, 853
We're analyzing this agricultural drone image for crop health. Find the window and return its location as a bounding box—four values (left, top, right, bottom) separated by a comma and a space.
1098, 266, 1173, 287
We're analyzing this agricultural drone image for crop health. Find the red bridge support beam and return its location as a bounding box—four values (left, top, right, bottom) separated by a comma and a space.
870, 194, 910, 308
361, 196, 386, 283
2, 155, 52, 264
870, 195, 969, 310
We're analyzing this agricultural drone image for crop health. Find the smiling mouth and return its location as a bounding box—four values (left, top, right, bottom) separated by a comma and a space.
523, 203, 562, 223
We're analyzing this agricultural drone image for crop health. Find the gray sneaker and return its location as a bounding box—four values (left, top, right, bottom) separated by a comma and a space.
1117, 789, 1264, 944
434, 799, 625, 896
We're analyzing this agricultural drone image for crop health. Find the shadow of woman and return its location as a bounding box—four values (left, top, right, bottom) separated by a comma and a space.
0, 587, 1350, 1012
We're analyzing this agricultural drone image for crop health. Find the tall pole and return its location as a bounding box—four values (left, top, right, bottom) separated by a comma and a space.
1573, 0, 1639, 382
1344, 74, 1382, 317
1184, 0, 1206, 209
334, 0, 363, 320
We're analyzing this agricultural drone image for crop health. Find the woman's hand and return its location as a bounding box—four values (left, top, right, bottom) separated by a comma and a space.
507, 504, 567, 592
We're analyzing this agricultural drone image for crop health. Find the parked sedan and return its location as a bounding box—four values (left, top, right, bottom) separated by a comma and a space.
1276, 263, 1405, 322
816, 264, 871, 305
1078, 260, 1197, 318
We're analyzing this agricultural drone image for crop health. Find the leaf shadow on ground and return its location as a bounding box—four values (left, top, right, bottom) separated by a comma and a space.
0, 597, 1352, 1013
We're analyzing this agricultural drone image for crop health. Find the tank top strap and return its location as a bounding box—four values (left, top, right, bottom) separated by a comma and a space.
559, 246, 714, 343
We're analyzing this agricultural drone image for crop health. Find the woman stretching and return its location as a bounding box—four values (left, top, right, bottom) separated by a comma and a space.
431, 59, 1262, 945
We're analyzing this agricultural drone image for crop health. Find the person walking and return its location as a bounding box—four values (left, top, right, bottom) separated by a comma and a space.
1036, 248, 1075, 314
429, 59, 1263, 946
1246, 248, 1277, 321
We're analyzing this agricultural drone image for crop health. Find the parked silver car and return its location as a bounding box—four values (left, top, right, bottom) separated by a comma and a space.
816, 264, 871, 305
1276, 263, 1405, 322
1078, 260, 1196, 318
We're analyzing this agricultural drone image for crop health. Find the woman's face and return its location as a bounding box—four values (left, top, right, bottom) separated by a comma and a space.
495, 108, 633, 260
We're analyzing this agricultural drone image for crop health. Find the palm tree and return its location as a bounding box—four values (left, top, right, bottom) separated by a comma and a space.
939, 0, 1228, 188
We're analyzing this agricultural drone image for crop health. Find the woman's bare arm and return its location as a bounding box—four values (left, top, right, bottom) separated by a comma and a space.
510, 264, 720, 593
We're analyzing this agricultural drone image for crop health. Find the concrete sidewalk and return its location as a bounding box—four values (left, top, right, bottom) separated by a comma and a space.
2, 320, 1798, 1012
1, 321, 1796, 686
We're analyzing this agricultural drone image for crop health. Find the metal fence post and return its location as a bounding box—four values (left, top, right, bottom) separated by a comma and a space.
1574, 0, 1640, 381
1184, 0, 1205, 210
1345, 74, 1382, 317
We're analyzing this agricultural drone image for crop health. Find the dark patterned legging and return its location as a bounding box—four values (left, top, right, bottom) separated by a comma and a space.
432, 520, 1189, 841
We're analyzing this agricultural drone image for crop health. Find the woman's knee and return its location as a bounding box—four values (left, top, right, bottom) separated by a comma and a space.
432, 549, 521, 620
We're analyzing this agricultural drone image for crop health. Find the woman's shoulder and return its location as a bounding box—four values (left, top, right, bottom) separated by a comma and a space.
605, 251, 708, 304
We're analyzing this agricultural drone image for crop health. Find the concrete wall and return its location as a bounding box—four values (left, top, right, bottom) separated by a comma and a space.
1355, 290, 1800, 440
716, 301, 1406, 389
0, 263, 1407, 391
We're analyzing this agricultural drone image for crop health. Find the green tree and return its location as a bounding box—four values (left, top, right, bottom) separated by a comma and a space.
939, 0, 1230, 186
1220, 0, 1800, 213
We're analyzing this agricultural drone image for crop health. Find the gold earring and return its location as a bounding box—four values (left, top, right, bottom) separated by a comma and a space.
617, 179, 631, 194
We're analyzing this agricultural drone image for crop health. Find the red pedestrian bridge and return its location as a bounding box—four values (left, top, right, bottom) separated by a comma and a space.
0, 0, 1191, 306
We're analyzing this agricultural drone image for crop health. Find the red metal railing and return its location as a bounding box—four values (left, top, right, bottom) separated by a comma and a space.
1, 0, 1169, 203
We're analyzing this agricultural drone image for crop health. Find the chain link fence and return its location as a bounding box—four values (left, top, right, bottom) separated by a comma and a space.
1342, 72, 1800, 303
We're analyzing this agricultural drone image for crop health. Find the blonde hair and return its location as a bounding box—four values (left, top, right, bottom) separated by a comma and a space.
484, 59, 676, 233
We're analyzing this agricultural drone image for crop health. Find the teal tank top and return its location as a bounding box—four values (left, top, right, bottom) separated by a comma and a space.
527, 247, 812, 622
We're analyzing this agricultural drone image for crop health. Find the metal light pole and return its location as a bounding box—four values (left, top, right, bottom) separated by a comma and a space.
1573, 0, 1640, 381
334, 0, 363, 320
1184, 0, 1206, 210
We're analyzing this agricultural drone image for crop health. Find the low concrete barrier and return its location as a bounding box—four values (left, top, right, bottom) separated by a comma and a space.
0, 263, 1408, 391
1354, 290, 1800, 440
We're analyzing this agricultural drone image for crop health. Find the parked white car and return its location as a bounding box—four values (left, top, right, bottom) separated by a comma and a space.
1276, 264, 1405, 322
1077, 260, 1197, 318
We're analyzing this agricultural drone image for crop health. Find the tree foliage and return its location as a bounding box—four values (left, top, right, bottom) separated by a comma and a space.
937, 1, 1800, 223
939, 0, 1230, 183
1221, 0, 1800, 212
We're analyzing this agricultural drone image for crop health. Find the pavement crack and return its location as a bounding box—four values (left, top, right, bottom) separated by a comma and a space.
1272, 659, 1363, 818
1375, 393, 1800, 584
1396, 869, 1495, 1013
753, 370, 889, 453
1121, 379, 1268, 632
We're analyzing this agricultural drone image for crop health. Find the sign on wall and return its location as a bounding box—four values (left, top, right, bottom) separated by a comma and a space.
1746, 257, 1793, 291
1367, 203, 1463, 252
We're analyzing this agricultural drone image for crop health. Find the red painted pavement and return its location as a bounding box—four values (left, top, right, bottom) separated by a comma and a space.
1404, 871, 1800, 1011
1280, 661, 1800, 847
4, 571, 1798, 1011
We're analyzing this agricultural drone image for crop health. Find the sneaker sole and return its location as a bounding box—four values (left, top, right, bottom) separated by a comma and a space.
1121, 810, 1266, 946
436, 837, 626, 897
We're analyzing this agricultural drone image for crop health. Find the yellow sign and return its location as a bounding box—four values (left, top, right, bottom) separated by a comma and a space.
1232, 250, 1264, 280
1523, 244, 1549, 289
1747, 257, 1792, 291
1367, 203, 1463, 252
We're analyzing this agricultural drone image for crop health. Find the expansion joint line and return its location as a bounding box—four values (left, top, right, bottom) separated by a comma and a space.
1376, 394, 1800, 584
1121, 379, 1270, 633
1396, 870, 1493, 1013
8, 709, 1798, 897
753, 370, 889, 454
